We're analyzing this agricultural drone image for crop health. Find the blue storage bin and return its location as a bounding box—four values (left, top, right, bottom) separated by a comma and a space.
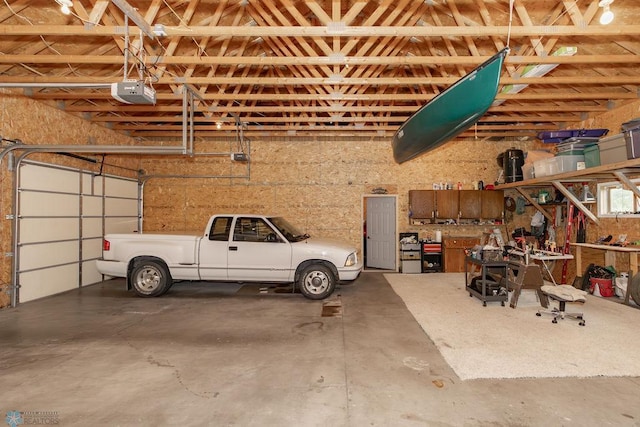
537, 129, 609, 143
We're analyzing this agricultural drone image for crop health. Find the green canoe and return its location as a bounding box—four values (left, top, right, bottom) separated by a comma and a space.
392, 48, 509, 164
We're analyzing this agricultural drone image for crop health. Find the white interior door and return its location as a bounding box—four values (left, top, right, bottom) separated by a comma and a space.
366, 196, 396, 270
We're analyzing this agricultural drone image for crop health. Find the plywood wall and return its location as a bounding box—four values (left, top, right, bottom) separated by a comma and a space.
140, 136, 541, 253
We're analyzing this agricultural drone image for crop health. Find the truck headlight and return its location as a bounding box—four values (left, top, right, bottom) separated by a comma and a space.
345, 252, 357, 267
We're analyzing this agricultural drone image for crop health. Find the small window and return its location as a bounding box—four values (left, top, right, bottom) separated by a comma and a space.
597, 180, 640, 217
233, 217, 277, 242
209, 217, 232, 241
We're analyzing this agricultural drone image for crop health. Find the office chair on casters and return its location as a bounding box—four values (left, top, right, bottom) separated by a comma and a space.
536, 285, 587, 326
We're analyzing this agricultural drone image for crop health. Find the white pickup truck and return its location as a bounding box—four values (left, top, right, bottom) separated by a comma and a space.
96, 214, 362, 300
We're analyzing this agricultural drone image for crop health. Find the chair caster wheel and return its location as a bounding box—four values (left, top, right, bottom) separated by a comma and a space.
577, 315, 583, 319
579, 321, 585, 326
536, 312, 541, 317
469, 293, 473, 297
501, 301, 505, 306
483, 301, 487, 306
552, 319, 558, 324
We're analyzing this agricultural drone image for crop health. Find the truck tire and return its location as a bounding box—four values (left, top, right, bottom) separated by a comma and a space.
130, 260, 172, 297
297, 264, 336, 300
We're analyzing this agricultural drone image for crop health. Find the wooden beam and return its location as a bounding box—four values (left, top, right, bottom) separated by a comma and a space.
1, 53, 640, 66
3, 75, 640, 86
24, 91, 638, 102
2, 25, 640, 37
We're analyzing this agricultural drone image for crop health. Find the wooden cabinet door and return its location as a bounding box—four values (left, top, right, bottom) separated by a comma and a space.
443, 237, 480, 272
408, 190, 436, 220
443, 248, 464, 273
443, 238, 464, 273
481, 190, 504, 220
435, 191, 459, 219
459, 190, 482, 219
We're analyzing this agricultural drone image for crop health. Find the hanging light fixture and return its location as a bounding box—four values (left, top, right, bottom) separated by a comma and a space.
55, 0, 73, 15
599, 0, 615, 25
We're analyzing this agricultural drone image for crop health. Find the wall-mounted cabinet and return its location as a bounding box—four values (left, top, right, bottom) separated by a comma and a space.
409, 190, 504, 223
436, 191, 459, 219
460, 190, 481, 219
481, 190, 505, 220
408, 190, 437, 220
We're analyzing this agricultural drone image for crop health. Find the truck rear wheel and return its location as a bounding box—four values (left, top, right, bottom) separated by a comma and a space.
130, 260, 172, 297
298, 264, 336, 300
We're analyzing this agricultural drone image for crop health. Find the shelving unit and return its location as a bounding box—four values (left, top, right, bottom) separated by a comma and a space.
496, 156, 640, 224
422, 242, 442, 272
400, 242, 422, 273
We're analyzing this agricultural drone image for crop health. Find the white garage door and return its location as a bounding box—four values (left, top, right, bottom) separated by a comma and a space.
16, 161, 138, 303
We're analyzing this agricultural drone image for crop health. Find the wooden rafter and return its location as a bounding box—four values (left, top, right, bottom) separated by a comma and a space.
1, 0, 639, 140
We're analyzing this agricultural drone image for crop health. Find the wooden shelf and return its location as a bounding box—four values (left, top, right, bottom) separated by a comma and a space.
524, 200, 596, 207
495, 157, 640, 224
496, 157, 640, 190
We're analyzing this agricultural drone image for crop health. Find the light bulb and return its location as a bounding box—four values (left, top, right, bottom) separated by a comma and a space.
600, 6, 614, 25
55, 0, 73, 15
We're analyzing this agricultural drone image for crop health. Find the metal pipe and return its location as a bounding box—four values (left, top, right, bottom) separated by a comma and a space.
189, 91, 195, 155
9, 151, 21, 307
0, 144, 187, 165
0, 83, 112, 88
137, 176, 143, 232
181, 84, 202, 156
17, 260, 86, 275
124, 15, 129, 79
182, 85, 188, 155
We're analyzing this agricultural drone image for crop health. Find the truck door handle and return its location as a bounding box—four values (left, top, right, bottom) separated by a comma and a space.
229, 246, 238, 251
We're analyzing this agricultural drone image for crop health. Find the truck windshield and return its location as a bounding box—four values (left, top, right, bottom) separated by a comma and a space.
269, 217, 309, 242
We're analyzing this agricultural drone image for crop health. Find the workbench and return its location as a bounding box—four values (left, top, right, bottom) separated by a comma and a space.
570, 242, 640, 305
507, 248, 574, 285
570, 243, 640, 277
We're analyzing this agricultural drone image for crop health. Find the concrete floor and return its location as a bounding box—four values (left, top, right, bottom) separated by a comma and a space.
0, 272, 639, 426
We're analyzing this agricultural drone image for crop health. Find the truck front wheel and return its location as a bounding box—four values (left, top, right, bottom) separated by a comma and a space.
130, 260, 172, 297
298, 264, 336, 300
